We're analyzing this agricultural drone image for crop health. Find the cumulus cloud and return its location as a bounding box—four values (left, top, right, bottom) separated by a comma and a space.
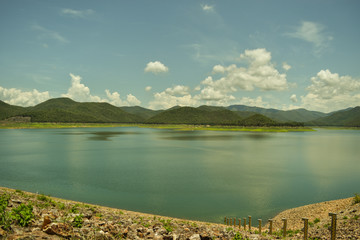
300, 69, 360, 112
61, 8, 95, 18
144, 61, 169, 74
0, 86, 50, 107
61, 73, 141, 106
61, 73, 103, 102
290, 94, 298, 103
148, 85, 197, 110
105, 90, 141, 106
145, 86, 152, 91
238, 96, 269, 108
194, 48, 289, 104
287, 21, 333, 55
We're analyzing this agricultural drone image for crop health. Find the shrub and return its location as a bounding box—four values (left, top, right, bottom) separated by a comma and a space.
314, 218, 320, 224
72, 214, 83, 228
11, 203, 34, 227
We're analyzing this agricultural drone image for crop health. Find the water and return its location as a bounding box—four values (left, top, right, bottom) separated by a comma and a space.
0, 127, 359, 223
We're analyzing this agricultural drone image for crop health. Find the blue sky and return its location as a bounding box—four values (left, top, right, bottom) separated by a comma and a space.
1, 1, 359, 112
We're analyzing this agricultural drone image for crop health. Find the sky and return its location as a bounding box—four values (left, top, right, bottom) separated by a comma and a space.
0, 1, 360, 113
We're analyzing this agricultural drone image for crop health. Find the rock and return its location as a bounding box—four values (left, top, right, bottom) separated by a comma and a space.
43, 223, 72, 238
189, 233, 201, 240
0, 228, 7, 236
41, 216, 52, 230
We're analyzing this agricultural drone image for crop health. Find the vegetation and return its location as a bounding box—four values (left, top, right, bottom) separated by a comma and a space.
1, 97, 359, 127
353, 193, 360, 204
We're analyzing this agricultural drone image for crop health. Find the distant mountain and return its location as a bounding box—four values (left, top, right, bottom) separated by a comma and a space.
307, 107, 360, 127
120, 106, 161, 120
146, 106, 242, 125
1, 98, 143, 123
227, 105, 326, 122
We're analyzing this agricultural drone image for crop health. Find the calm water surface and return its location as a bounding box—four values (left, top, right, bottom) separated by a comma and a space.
0, 127, 359, 223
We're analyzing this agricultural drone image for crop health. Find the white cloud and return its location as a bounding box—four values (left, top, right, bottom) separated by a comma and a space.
0, 86, 50, 107
194, 48, 289, 105
290, 94, 298, 103
164, 85, 190, 96
61, 73, 103, 102
105, 90, 141, 106
300, 69, 360, 112
201, 4, 214, 12
287, 21, 332, 55
148, 92, 197, 110
282, 62, 292, 71
61, 8, 95, 18
144, 61, 169, 74
145, 86, 152, 91
238, 96, 269, 108
31, 24, 69, 44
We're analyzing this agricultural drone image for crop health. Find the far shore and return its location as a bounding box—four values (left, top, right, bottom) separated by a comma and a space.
0, 121, 316, 132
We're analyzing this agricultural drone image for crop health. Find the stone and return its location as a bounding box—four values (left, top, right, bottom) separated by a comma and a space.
41, 216, 52, 230
189, 233, 201, 240
43, 223, 72, 238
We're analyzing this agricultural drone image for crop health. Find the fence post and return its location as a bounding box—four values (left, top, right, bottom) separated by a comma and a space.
258, 219, 262, 235
268, 219, 273, 235
224, 217, 227, 225
243, 218, 246, 231
230, 218, 233, 226
233, 218, 236, 228
238, 218, 241, 229
329, 213, 337, 240
248, 216, 252, 231
282, 218, 287, 237
302, 218, 308, 240
227, 218, 229, 226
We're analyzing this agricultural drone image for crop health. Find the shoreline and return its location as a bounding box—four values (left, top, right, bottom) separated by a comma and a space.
0, 122, 315, 132
1, 186, 359, 239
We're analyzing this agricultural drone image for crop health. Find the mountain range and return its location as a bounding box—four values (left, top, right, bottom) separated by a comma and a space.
0, 98, 359, 127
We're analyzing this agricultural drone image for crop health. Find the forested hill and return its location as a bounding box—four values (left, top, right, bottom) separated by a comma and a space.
0, 98, 143, 123
1, 98, 359, 126
307, 106, 360, 127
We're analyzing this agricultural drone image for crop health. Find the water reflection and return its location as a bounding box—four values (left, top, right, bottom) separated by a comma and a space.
58, 131, 141, 141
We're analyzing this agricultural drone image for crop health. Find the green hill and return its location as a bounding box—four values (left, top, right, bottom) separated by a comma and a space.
307, 106, 360, 127
0, 100, 27, 120
120, 106, 161, 120
227, 105, 326, 122
1, 98, 144, 123
146, 106, 242, 125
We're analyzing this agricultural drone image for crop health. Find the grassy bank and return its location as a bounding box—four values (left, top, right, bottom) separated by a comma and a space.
0, 122, 315, 132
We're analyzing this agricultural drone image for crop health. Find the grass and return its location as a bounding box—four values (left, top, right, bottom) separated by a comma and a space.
353, 193, 360, 204
0, 122, 315, 132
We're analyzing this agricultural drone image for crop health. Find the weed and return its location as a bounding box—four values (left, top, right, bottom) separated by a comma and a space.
226, 227, 233, 232
0, 193, 12, 230
323, 223, 329, 228
72, 214, 83, 228
343, 216, 348, 220
353, 215, 359, 220
56, 202, 65, 210
309, 221, 314, 227
11, 203, 34, 227
314, 218, 320, 224
233, 232, 243, 240
37, 194, 49, 202
70, 204, 80, 214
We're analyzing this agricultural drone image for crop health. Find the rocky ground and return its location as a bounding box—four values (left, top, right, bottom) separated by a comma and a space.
1, 187, 359, 239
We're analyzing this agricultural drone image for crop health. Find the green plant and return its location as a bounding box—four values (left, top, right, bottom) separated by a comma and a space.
72, 214, 83, 228
314, 218, 320, 224
233, 232, 243, 240
343, 216, 348, 220
309, 221, 314, 227
70, 204, 79, 214
353, 215, 359, 220
353, 193, 360, 204
11, 203, 34, 227
57, 202, 65, 210
0, 193, 12, 230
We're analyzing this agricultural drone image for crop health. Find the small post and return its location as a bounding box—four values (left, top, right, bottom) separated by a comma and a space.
258, 219, 262, 235
233, 218, 236, 228
230, 218, 232, 226
282, 218, 287, 237
227, 218, 229, 226
268, 219, 273, 235
329, 213, 337, 240
224, 217, 227, 225
238, 218, 241, 229
248, 216, 252, 231
302, 218, 308, 240
243, 218, 246, 230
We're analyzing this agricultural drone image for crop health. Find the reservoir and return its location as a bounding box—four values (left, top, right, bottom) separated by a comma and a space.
0, 127, 359, 223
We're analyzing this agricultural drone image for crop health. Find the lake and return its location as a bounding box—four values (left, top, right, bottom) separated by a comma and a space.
0, 127, 359, 224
